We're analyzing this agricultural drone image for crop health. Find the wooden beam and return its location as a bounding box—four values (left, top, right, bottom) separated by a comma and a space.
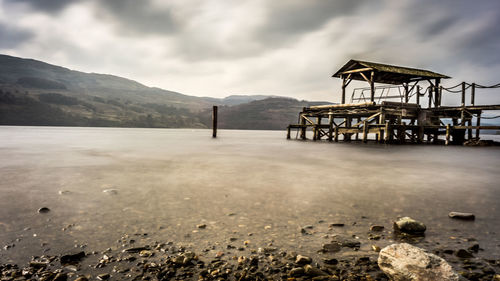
461, 82, 466, 106
404, 83, 409, 103
416, 85, 420, 106
341, 76, 347, 104
435, 78, 441, 108
445, 124, 450, 145
476, 112, 481, 139
328, 113, 333, 142
370, 71, 375, 102
353, 112, 380, 127
362, 121, 368, 143
471, 83, 475, 106
340, 67, 373, 75
359, 72, 370, 83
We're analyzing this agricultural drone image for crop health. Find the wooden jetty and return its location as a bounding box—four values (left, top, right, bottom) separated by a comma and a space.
287, 59, 500, 145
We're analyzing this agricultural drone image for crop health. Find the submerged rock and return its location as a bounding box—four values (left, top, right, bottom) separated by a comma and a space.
38, 207, 50, 213
102, 189, 118, 195
370, 225, 385, 232
456, 249, 474, 259
448, 212, 475, 220
393, 217, 426, 235
60, 251, 85, 265
378, 243, 459, 281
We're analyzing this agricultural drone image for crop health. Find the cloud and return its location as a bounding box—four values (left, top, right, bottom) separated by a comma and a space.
0, 23, 33, 49
0, 0, 499, 103
97, 0, 178, 36
4, 0, 81, 13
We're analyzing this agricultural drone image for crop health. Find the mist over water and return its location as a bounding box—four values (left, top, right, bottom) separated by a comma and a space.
0, 126, 499, 266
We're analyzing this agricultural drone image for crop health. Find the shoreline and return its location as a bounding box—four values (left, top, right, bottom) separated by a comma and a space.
2, 219, 499, 281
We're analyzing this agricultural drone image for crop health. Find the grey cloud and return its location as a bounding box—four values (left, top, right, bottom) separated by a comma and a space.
98, 0, 178, 35
254, 0, 369, 47
408, 0, 500, 66
4, 0, 81, 13
0, 24, 33, 49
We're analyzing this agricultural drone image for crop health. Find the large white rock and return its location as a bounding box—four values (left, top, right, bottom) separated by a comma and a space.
378, 243, 459, 281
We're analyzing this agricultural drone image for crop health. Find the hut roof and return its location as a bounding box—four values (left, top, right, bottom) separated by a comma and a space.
332, 59, 450, 84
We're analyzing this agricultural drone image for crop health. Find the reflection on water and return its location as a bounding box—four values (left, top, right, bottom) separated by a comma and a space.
0, 126, 499, 265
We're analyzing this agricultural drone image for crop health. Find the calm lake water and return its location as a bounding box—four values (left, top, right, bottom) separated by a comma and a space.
0, 126, 499, 266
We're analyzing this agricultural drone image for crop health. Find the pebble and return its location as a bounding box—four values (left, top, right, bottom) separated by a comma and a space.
196, 224, 207, 229
448, 212, 475, 220
322, 243, 341, 253
289, 267, 305, 277
295, 254, 312, 265
97, 273, 110, 280
304, 264, 328, 277
329, 223, 344, 227
456, 249, 474, 258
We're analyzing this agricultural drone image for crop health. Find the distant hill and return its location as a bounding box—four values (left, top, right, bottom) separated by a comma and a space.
0, 54, 331, 129
203, 95, 282, 106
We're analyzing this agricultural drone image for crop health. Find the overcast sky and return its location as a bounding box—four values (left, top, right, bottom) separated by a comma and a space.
1, 0, 499, 103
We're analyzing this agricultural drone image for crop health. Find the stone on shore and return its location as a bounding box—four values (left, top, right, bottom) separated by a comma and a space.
378, 243, 459, 281
448, 212, 475, 220
393, 217, 426, 234
295, 255, 312, 265
304, 264, 328, 277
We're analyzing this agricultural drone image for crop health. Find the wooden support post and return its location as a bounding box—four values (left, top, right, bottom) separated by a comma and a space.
428, 86, 432, 108
467, 119, 473, 140
328, 113, 333, 142
370, 71, 375, 102
471, 83, 475, 106
378, 111, 385, 142
438, 86, 443, 107
384, 121, 390, 143
362, 121, 368, 143
445, 124, 450, 146
461, 82, 466, 106
355, 117, 360, 141
344, 117, 352, 142
476, 112, 481, 139
286, 126, 291, 139
416, 85, 420, 106
300, 111, 306, 140
341, 76, 346, 104
317, 117, 322, 140
212, 105, 218, 138
404, 83, 409, 103
334, 126, 339, 142
401, 122, 407, 144
434, 78, 440, 108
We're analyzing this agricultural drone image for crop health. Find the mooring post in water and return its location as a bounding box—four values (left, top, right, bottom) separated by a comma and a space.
445, 124, 450, 146
212, 105, 218, 138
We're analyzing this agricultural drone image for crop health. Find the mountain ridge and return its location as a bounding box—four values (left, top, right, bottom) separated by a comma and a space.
0, 54, 331, 129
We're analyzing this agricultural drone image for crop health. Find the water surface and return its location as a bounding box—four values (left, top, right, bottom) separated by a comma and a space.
0, 126, 499, 266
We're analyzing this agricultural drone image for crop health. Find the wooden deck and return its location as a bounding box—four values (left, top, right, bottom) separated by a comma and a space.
287, 103, 500, 145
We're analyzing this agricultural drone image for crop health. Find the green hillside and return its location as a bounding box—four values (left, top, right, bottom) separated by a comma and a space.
0, 54, 331, 129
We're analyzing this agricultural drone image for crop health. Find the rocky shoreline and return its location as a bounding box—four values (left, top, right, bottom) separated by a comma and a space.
1, 216, 499, 281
